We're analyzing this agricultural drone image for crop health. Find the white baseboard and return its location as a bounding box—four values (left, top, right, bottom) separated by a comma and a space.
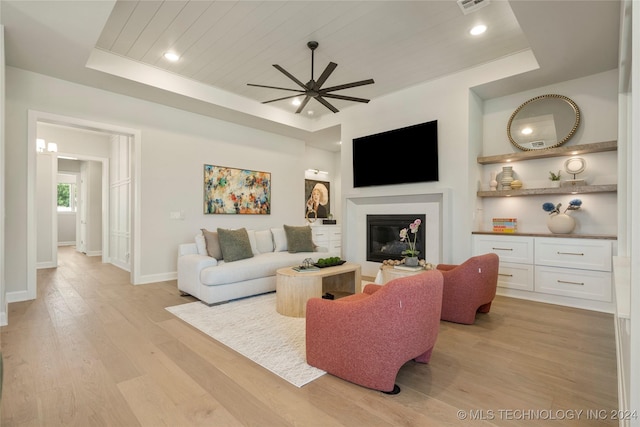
57, 242, 75, 246
496, 288, 614, 313
135, 272, 177, 285
0, 310, 7, 326
85, 250, 102, 257
110, 260, 130, 272
37, 261, 57, 269
7, 290, 33, 303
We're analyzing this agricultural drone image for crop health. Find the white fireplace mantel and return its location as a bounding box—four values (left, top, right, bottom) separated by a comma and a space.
343, 190, 452, 278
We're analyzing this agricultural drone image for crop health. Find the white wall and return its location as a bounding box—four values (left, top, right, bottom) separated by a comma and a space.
83, 160, 102, 255
35, 152, 56, 267
1, 24, 7, 324
482, 71, 618, 156
5, 67, 342, 296
339, 51, 540, 266
57, 212, 76, 245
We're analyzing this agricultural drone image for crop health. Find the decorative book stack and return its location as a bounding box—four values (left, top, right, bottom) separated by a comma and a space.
492, 218, 517, 233
292, 265, 320, 272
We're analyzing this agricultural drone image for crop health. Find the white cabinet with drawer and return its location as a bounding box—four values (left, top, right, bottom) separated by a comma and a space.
311, 224, 342, 253
472, 234, 533, 264
497, 263, 535, 292
534, 237, 612, 271
473, 233, 614, 312
473, 234, 534, 291
535, 265, 612, 302
533, 237, 612, 303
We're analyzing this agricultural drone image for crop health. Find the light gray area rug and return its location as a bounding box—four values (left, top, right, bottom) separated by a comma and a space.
165, 292, 325, 387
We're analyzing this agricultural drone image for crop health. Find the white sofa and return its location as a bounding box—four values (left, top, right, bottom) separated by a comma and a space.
178, 227, 339, 305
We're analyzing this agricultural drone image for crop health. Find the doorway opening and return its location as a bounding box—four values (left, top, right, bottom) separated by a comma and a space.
28, 110, 141, 301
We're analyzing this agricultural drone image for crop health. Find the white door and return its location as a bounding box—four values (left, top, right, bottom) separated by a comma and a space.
109, 135, 131, 271
78, 163, 88, 253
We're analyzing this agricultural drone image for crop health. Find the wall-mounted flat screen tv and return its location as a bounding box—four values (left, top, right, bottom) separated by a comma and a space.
352, 119, 438, 187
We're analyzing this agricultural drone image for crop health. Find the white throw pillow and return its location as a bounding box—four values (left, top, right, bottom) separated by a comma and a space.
255, 230, 274, 253
195, 233, 207, 255
246, 229, 260, 255
271, 227, 287, 252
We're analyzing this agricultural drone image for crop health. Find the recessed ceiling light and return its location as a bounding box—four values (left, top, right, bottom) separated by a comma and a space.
307, 110, 314, 116
470, 25, 487, 36
521, 127, 533, 135
292, 98, 301, 106
163, 52, 180, 62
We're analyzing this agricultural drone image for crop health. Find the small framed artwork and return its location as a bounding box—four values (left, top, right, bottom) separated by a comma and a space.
204, 164, 271, 214
305, 179, 330, 221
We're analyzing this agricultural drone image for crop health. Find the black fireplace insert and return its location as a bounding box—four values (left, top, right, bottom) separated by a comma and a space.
366, 214, 426, 262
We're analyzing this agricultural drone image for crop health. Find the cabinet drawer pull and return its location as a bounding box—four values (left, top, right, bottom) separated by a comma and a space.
492, 247, 513, 251
498, 273, 513, 277
557, 280, 584, 286
557, 251, 584, 256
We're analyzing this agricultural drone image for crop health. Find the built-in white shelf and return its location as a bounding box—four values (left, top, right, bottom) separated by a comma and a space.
477, 184, 617, 198
477, 140, 617, 165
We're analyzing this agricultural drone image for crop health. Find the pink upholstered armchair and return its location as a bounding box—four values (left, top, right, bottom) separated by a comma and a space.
305, 270, 443, 394
436, 253, 499, 325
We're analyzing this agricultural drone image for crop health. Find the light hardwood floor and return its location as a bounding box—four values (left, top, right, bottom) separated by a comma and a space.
1, 247, 618, 426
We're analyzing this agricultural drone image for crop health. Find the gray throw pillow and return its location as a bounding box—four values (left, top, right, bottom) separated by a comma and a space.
201, 229, 223, 260
284, 225, 315, 253
217, 228, 254, 262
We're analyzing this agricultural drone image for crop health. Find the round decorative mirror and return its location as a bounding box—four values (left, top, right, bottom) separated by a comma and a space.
507, 94, 580, 151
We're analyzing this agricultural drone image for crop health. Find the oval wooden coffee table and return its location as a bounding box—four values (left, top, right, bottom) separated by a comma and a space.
276, 262, 361, 317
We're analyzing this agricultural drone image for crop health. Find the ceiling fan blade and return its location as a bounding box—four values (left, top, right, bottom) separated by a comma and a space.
321, 78, 375, 93
262, 94, 304, 104
247, 83, 305, 93
295, 96, 312, 114
315, 96, 339, 113
315, 62, 337, 88
320, 93, 370, 103
273, 64, 308, 90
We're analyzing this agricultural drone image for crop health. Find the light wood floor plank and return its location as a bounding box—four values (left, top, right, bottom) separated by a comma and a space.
0, 246, 618, 426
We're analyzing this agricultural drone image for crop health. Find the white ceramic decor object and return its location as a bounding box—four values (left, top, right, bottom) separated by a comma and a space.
547, 213, 576, 234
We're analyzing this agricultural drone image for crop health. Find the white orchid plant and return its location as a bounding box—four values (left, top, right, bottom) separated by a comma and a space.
399, 218, 422, 257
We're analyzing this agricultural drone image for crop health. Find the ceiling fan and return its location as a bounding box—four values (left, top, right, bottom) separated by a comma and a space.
247, 41, 374, 114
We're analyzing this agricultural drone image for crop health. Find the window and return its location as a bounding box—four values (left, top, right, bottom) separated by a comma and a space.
57, 182, 77, 212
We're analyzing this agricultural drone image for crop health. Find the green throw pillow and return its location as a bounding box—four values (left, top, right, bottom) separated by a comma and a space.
284, 225, 315, 253
217, 228, 254, 262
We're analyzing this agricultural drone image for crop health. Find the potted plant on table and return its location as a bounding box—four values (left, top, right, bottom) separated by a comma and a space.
549, 170, 561, 188
399, 219, 421, 266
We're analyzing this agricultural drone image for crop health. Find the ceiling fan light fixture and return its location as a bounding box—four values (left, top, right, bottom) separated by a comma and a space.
247, 41, 374, 114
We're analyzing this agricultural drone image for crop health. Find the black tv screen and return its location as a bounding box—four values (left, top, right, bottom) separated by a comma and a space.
352, 120, 438, 187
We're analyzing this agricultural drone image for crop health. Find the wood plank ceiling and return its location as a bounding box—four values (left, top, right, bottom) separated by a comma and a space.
95, 0, 529, 117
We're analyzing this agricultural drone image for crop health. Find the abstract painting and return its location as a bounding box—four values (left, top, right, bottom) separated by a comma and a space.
204, 164, 271, 214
